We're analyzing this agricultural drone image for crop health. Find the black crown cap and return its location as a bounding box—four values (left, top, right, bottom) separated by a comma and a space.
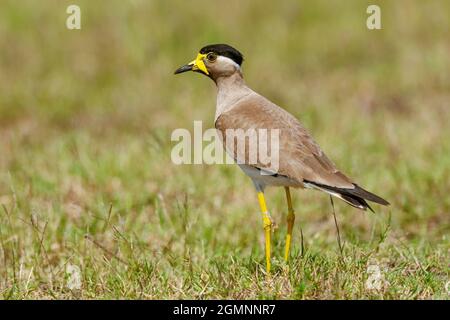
200, 44, 244, 66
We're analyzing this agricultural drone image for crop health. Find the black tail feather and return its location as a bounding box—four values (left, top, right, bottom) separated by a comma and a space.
341, 194, 374, 213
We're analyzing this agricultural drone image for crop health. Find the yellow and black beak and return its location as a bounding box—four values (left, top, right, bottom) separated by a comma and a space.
174, 53, 209, 75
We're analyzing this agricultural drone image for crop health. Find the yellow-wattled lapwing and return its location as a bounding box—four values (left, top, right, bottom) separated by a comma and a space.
175, 44, 389, 273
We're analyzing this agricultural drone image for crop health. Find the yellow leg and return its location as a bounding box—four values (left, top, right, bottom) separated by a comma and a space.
257, 191, 272, 273
284, 187, 296, 262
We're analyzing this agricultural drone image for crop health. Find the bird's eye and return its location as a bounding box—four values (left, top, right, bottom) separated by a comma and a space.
206, 52, 217, 62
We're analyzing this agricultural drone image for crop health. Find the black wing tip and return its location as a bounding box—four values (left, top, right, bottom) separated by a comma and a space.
304, 180, 390, 209
352, 184, 390, 206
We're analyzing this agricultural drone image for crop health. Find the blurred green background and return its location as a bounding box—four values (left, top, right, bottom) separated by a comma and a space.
0, 1, 448, 299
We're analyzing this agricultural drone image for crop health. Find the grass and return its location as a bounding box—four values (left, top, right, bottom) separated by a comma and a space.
0, 0, 449, 299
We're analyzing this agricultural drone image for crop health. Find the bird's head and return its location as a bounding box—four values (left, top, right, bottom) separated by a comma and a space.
174, 44, 244, 80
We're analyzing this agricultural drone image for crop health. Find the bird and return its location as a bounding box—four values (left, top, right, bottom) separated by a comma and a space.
174, 44, 389, 274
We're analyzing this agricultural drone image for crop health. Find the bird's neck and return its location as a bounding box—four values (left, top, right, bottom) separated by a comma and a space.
214, 71, 252, 122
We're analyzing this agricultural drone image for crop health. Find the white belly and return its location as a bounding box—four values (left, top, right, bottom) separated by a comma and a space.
238, 164, 304, 190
